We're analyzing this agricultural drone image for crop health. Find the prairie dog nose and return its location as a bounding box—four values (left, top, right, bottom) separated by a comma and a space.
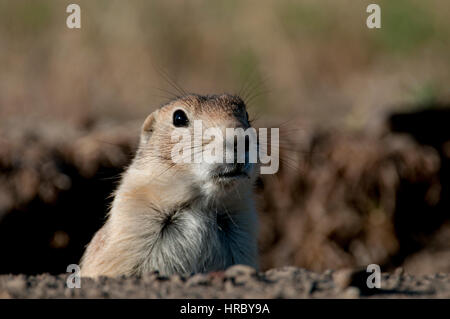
233, 135, 250, 153
226, 134, 250, 163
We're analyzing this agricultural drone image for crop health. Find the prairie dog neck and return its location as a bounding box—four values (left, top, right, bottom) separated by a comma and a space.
106, 168, 257, 276
80, 94, 259, 277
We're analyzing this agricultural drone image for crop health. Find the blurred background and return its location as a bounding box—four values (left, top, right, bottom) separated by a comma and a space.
1, 0, 450, 275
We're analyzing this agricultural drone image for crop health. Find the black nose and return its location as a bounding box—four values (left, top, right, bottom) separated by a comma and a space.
245, 135, 250, 153
235, 162, 245, 171
233, 136, 250, 157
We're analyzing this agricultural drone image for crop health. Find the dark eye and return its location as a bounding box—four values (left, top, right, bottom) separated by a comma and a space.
173, 109, 189, 127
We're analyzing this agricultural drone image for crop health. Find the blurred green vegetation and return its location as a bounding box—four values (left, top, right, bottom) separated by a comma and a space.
410, 82, 440, 108
0, 1, 53, 38
277, 2, 336, 37
0, 0, 449, 128
373, 0, 436, 52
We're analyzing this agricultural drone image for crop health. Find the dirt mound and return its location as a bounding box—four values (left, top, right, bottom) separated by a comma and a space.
0, 109, 450, 276
0, 120, 138, 274
259, 129, 444, 273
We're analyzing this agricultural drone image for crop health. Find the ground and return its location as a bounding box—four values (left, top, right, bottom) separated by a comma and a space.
1, 265, 449, 299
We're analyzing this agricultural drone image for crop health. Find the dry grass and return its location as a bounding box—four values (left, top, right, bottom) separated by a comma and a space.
1, 0, 449, 129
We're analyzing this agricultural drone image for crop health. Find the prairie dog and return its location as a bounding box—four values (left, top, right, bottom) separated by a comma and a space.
80, 94, 259, 277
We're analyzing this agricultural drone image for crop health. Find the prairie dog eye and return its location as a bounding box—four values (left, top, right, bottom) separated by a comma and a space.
173, 109, 189, 127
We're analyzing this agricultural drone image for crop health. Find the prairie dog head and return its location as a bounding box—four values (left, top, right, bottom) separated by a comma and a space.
133, 94, 258, 200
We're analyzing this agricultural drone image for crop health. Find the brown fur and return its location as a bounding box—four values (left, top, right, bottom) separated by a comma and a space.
80, 94, 259, 277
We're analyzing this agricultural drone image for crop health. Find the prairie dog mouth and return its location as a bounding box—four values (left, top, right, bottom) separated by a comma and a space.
212, 163, 251, 180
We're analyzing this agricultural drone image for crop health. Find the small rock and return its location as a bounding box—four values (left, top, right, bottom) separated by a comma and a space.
6, 276, 26, 293
332, 267, 374, 295
394, 267, 404, 276
186, 273, 209, 286
333, 269, 354, 289
324, 269, 334, 277
224, 264, 257, 278
0, 290, 11, 299
342, 287, 360, 299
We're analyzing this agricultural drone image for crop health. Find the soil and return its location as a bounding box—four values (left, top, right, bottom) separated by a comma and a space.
1, 265, 449, 299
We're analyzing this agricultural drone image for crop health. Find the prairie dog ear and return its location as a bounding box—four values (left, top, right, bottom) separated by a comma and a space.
142, 112, 156, 133
140, 111, 158, 143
